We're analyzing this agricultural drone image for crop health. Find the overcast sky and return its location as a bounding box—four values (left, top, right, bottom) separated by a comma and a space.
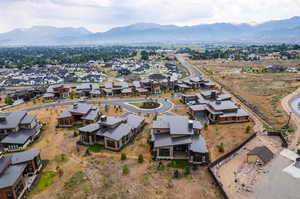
0, 0, 300, 33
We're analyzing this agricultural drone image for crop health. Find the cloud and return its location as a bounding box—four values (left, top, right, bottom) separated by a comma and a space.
0, 0, 299, 33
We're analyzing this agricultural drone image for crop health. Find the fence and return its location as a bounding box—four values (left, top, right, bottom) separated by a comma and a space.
207, 132, 257, 199
267, 131, 289, 148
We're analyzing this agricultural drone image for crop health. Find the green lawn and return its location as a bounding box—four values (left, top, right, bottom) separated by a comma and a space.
167, 160, 189, 169
31, 171, 57, 194
68, 124, 83, 131
88, 144, 104, 152
128, 102, 144, 108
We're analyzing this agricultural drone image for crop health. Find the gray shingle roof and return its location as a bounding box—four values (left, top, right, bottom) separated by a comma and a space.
103, 123, 132, 141
0, 124, 41, 144
20, 114, 36, 125
189, 134, 208, 153
208, 100, 238, 111
10, 149, 41, 165
0, 164, 26, 188
153, 133, 192, 148
0, 111, 27, 130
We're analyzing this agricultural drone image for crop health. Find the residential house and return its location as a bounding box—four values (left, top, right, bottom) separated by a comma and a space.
57, 103, 100, 128
79, 114, 145, 151
150, 116, 209, 165
0, 111, 42, 152
43, 84, 70, 100
0, 149, 43, 199
76, 83, 101, 98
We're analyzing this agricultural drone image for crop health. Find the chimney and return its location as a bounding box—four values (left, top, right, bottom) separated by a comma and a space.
211, 91, 217, 100
89, 84, 93, 90
100, 115, 107, 122
188, 120, 193, 129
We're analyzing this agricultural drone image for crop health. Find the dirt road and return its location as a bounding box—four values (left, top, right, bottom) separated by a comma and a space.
281, 87, 300, 149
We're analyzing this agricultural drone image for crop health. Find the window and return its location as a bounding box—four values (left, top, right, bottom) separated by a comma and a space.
6, 191, 14, 199
106, 140, 116, 148
15, 181, 24, 197
159, 148, 170, 157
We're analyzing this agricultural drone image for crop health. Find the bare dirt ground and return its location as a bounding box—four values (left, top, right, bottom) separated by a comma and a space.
215, 132, 282, 199
192, 59, 300, 128
2, 104, 222, 199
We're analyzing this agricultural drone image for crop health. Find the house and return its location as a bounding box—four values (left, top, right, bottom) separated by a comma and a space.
76, 83, 101, 98
7, 87, 46, 102
189, 100, 249, 123
0, 149, 43, 199
247, 146, 273, 165
79, 114, 145, 151
150, 116, 209, 165
184, 90, 249, 123
264, 65, 288, 72
0, 111, 42, 152
57, 103, 100, 128
43, 84, 70, 100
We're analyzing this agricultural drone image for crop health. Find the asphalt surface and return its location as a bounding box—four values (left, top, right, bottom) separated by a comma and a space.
175, 54, 203, 79
22, 98, 174, 114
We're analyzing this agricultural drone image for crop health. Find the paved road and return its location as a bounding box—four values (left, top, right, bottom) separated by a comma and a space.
176, 54, 203, 79
22, 98, 174, 114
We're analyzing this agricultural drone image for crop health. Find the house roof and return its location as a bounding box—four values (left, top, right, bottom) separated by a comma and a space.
0, 164, 27, 188
103, 123, 132, 141
208, 100, 238, 111
248, 146, 274, 164
189, 134, 208, 153
81, 107, 100, 121
10, 149, 41, 165
153, 133, 192, 148
20, 114, 36, 125
0, 124, 41, 144
0, 111, 27, 130
79, 123, 100, 133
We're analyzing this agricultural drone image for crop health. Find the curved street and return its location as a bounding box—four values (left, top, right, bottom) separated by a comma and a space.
21, 98, 174, 114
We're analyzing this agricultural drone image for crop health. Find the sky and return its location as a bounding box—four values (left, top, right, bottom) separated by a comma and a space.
0, 0, 300, 33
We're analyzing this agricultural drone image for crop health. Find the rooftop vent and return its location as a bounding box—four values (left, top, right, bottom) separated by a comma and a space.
188, 120, 193, 129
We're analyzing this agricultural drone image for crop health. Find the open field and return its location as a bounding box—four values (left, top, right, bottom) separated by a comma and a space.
192, 59, 300, 128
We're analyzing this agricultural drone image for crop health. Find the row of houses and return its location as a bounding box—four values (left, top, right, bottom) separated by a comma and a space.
182, 90, 250, 124
6, 87, 46, 102
42, 75, 216, 100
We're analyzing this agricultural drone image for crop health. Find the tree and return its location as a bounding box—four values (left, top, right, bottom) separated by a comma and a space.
217, 143, 225, 153
104, 104, 109, 112
138, 154, 144, 163
184, 166, 190, 176
204, 123, 208, 130
173, 170, 180, 178
4, 97, 14, 105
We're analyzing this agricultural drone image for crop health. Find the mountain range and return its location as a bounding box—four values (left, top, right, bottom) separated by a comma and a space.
0, 16, 300, 46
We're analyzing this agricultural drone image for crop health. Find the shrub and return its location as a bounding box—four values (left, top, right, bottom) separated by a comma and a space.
204, 123, 208, 130
173, 170, 180, 178
121, 153, 127, 161
138, 154, 144, 163
184, 166, 190, 176
217, 143, 225, 153
122, 165, 129, 175
245, 125, 251, 134
4, 97, 14, 105
192, 164, 198, 171
85, 149, 91, 156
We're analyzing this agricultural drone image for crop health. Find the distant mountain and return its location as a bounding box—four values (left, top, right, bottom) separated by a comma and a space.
0, 17, 300, 46
0, 26, 92, 45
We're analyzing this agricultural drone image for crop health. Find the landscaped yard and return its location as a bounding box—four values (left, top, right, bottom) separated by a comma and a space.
31, 171, 57, 195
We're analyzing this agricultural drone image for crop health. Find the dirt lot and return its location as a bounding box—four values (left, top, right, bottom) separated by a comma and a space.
203, 121, 255, 161
215, 132, 283, 199
192, 59, 300, 128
